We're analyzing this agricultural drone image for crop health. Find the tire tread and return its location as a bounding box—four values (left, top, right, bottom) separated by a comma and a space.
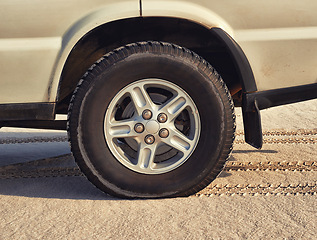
68, 41, 236, 198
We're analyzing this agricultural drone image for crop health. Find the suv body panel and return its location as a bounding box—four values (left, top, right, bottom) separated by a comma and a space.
1, 1, 317, 103
0, 0, 139, 103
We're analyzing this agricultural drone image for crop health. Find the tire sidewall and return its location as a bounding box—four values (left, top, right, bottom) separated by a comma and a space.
74, 52, 228, 197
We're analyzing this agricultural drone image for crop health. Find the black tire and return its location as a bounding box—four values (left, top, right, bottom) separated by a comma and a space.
68, 41, 235, 198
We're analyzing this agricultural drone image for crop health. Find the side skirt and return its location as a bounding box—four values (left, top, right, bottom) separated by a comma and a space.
0, 120, 66, 130
0, 103, 55, 121
244, 83, 317, 111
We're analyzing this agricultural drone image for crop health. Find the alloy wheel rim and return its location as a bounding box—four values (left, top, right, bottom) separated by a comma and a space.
104, 79, 201, 174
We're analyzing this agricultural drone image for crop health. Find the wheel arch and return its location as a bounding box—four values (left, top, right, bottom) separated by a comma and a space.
52, 12, 261, 148
54, 17, 257, 112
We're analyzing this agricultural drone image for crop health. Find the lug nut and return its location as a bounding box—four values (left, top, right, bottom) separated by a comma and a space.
157, 113, 168, 123
134, 123, 144, 133
142, 109, 152, 120
159, 128, 169, 138
145, 135, 155, 144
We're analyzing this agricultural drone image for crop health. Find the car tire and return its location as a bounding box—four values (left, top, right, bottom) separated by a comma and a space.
67, 41, 235, 198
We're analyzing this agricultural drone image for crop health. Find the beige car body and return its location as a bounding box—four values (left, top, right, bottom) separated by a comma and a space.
1, 0, 317, 198
0, 0, 316, 103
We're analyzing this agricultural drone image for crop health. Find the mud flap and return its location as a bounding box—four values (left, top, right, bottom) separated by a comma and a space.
242, 97, 263, 149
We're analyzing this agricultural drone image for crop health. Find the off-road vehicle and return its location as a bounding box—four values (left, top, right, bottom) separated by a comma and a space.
1, 0, 316, 198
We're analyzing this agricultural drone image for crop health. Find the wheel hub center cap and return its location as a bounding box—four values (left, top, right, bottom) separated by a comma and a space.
145, 120, 160, 134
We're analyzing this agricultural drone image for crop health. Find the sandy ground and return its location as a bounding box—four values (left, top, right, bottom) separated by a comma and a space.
0, 100, 317, 239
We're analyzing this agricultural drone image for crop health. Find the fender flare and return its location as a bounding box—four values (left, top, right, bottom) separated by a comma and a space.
210, 28, 257, 93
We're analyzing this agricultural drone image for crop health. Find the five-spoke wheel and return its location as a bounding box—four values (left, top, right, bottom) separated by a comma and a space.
104, 79, 200, 174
